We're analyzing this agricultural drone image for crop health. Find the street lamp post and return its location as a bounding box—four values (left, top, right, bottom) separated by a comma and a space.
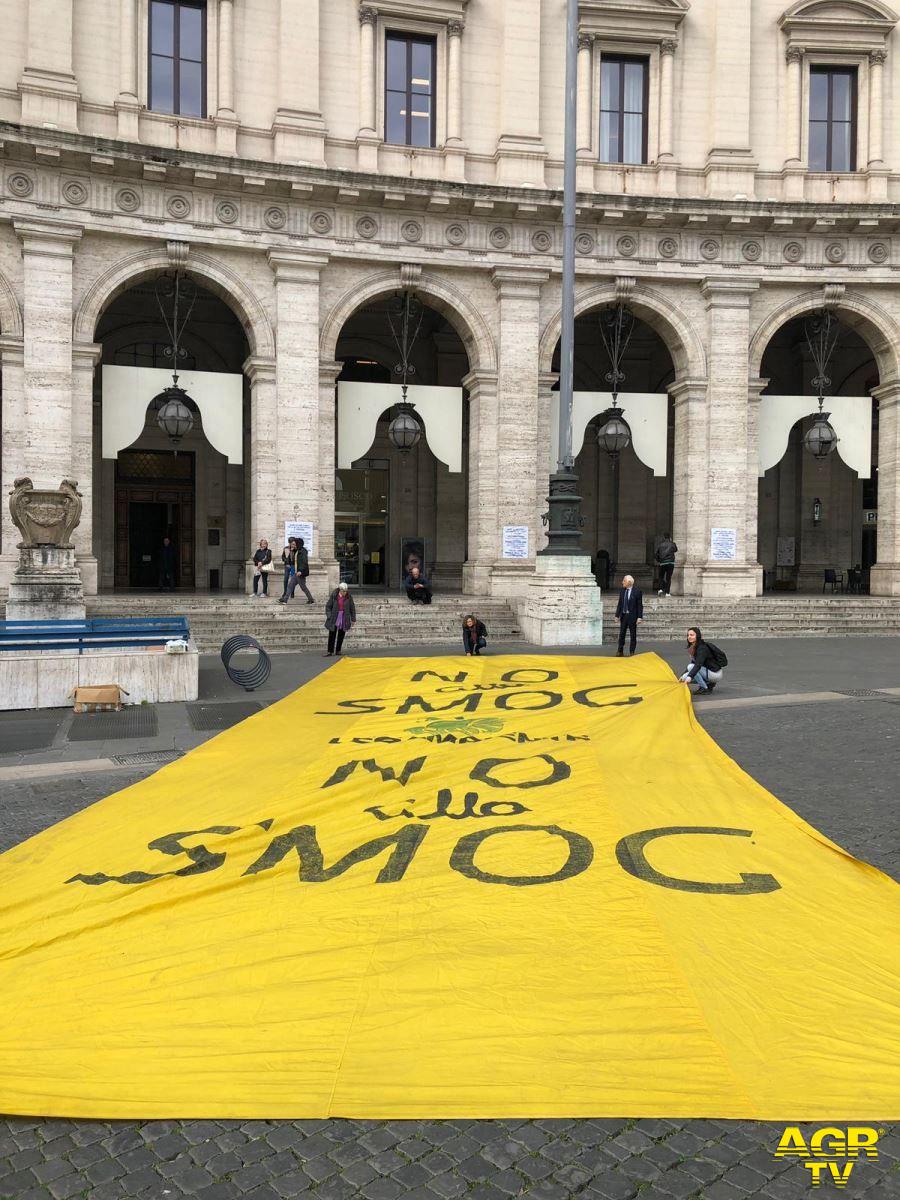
596, 303, 635, 578
540, 0, 584, 556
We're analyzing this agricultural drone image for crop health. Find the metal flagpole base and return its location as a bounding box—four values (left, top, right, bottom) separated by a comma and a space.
538, 469, 588, 556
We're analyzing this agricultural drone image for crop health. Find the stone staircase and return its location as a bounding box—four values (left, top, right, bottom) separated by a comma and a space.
85, 594, 525, 653
81, 591, 900, 651
602, 594, 900, 639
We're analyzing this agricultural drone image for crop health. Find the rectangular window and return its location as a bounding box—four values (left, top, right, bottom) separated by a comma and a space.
809, 66, 857, 172
385, 32, 436, 148
149, 0, 206, 118
600, 55, 648, 165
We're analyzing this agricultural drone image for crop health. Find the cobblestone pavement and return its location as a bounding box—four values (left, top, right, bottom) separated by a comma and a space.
2, 641, 898, 1199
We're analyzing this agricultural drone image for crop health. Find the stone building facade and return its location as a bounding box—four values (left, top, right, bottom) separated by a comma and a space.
0, 0, 898, 601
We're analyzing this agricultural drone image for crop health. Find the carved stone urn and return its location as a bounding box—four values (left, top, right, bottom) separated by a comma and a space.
6, 478, 86, 621
9, 477, 83, 548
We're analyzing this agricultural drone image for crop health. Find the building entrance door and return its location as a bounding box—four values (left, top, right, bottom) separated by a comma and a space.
335, 468, 388, 588
115, 450, 195, 589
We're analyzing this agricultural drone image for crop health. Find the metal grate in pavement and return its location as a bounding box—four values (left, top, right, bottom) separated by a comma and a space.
835, 689, 890, 698
111, 749, 180, 766
0, 710, 62, 754
187, 701, 263, 731
67, 705, 158, 742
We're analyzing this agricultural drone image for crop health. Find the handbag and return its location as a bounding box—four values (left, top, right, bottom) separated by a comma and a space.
261, 562, 274, 573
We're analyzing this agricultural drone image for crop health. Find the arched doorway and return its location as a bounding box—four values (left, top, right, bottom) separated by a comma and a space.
93, 273, 250, 591
758, 313, 878, 593
333, 293, 470, 590
550, 307, 676, 589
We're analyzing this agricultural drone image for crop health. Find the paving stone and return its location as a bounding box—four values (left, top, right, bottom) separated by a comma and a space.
271, 1173, 311, 1199
85, 1157, 126, 1184
396, 1138, 432, 1161
426, 1172, 469, 1199
68, 1143, 107, 1169
267, 1127, 305, 1152
118, 1146, 158, 1172
644, 1142, 682, 1170
206, 1150, 244, 1177
150, 1132, 191, 1161
482, 1140, 519, 1170
585, 1174, 640, 1200
652, 1167, 704, 1198
488, 1167, 528, 1195
314, 1179, 357, 1200
702, 1182, 747, 1200
517, 1156, 554, 1182
239, 1139, 277, 1165
724, 1163, 771, 1192
618, 1155, 663, 1183
300, 1156, 337, 1184
196, 1185, 243, 1200
359, 1129, 402, 1154
419, 1151, 455, 1177
392, 1162, 432, 1189
9, 1148, 43, 1172
360, 1178, 405, 1200
0, 1169, 40, 1195
681, 1156, 725, 1185
46, 1173, 86, 1200
121, 1166, 166, 1195
457, 1153, 495, 1182
103, 1129, 145, 1155
242, 1186, 281, 1200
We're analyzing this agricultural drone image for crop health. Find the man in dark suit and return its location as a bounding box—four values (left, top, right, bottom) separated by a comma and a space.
614, 574, 643, 656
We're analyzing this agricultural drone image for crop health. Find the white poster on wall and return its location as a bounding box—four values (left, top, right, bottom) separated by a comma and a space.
776, 537, 796, 567
710, 528, 737, 561
285, 521, 314, 554
501, 526, 529, 559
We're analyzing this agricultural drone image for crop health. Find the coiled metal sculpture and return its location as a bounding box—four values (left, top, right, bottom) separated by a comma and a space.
221, 634, 271, 691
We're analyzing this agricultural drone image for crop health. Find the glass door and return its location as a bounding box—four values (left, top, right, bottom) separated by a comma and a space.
335, 517, 361, 585
335, 467, 389, 588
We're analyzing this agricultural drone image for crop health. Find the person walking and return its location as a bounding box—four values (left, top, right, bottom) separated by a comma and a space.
614, 574, 643, 657
679, 626, 728, 695
251, 538, 272, 597
278, 540, 295, 601
324, 581, 356, 657
281, 537, 315, 604
158, 536, 177, 591
405, 564, 433, 604
655, 534, 678, 597
462, 614, 487, 655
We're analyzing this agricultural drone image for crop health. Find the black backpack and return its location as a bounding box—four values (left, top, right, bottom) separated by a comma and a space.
705, 641, 728, 670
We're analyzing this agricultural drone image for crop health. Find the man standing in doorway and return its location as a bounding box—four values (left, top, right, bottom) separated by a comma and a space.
614, 574, 643, 656
159, 536, 177, 592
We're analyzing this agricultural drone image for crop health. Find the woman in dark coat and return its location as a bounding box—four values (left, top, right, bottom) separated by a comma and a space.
324, 582, 356, 657
462, 614, 487, 655
251, 538, 272, 597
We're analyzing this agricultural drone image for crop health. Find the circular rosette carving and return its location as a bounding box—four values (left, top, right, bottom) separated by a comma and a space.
741, 240, 762, 261
356, 214, 378, 239
658, 236, 679, 259
167, 194, 192, 219
783, 241, 804, 263
8, 173, 34, 198
531, 230, 552, 253
401, 220, 423, 243
310, 210, 333, 234
445, 222, 467, 246
215, 200, 239, 225
868, 242, 888, 264
62, 179, 89, 206
617, 234, 637, 257
115, 187, 141, 212
489, 226, 511, 249
825, 242, 846, 264
699, 238, 721, 261
264, 206, 287, 231
575, 232, 595, 256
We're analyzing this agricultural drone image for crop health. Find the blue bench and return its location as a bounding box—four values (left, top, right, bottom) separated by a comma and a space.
0, 617, 190, 655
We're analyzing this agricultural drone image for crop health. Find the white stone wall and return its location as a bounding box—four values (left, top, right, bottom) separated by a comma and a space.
0, 1, 899, 600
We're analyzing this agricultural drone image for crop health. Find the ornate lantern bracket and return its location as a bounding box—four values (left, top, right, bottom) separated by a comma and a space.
803, 309, 840, 459
154, 271, 198, 444
386, 290, 424, 453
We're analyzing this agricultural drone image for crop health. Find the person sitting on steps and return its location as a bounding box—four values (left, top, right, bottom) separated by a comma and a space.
405, 564, 433, 605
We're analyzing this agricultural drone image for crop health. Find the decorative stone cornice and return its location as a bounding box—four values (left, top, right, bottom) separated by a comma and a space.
243, 355, 277, 384
578, 0, 688, 44
360, 0, 468, 25
779, 0, 897, 55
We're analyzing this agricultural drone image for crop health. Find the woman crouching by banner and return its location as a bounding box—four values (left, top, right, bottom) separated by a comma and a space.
324, 582, 356, 657
462, 614, 487, 656
679, 626, 728, 695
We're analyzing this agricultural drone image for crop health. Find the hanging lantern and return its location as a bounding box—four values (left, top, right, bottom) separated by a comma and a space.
388, 399, 422, 452
155, 384, 194, 442
597, 407, 632, 456
804, 411, 839, 459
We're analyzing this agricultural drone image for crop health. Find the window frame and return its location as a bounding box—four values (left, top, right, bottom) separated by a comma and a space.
598, 52, 650, 165
808, 64, 858, 173
148, 0, 208, 120
384, 30, 437, 149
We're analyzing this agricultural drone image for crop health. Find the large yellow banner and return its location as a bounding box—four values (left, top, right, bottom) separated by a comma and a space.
1, 654, 898, 1119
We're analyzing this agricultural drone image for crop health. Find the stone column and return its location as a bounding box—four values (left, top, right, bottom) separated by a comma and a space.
491, 268, 546, 596
705, 0, 755, 196
0, 337, 25, 592
318, 360, 342, 590
273, 0, 326, 165
445, 19, 467, 181
870, 380, 900, 596
462, 368, 499, 594
576, 34, 592, 153
268, 250, 330, 591
116, 0, 140, 140
243, 355, 278, 592
356, 6, 380, 170
745, 378, 767, 594
534, 372, 558, 556
868, 50, 886, 167
72, 342, 101, 595
215, 0, 238, 155
657, 39, 678, 192
495, 0, 547, 186
783, 47, 804, 199
670, 378, 710, 596
699, 280, 761, 597
21, 0, 79, 129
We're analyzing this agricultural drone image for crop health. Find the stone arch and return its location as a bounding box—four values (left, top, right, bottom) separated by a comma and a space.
750, 289, 900, 386
320, 268, 498, 373
538, 280, 706, 381
73, 247, 275, 358
0, 268, 23, 338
